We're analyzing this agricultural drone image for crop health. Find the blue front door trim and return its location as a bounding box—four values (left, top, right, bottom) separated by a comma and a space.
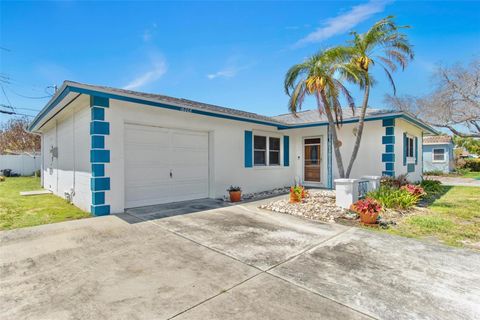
283, 135, 289, 167
244, 131, 253, 168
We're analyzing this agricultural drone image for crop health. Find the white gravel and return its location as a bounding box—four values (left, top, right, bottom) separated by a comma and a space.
259, 190, 347, 223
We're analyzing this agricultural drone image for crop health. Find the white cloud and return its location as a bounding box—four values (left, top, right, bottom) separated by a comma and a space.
294, 0, 393, 47
206, 55, 252, 80
123, 53, 167, 90
207, 67, 239, 80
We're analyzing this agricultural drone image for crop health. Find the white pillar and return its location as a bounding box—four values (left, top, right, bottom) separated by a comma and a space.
361, 176, 381, 191
335, 179, 359, 209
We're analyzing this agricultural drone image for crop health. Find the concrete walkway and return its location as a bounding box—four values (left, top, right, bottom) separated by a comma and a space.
1, 199, 479, 320
426, 175, 480, 187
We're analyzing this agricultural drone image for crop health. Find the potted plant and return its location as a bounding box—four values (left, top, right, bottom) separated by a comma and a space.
227, 186, 242, 202
350, 197, 382, 225
289, 185, 304, 203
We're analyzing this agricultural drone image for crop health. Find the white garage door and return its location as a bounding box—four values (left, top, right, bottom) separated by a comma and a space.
125, 124, 209, 208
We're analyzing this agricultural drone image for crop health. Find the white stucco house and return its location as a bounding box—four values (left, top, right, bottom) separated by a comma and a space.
28, 81, 436, 215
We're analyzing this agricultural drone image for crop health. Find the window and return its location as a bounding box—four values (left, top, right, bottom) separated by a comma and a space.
406, 136, 414, 158
254, 135, 267, 165
433, 148, 446, 162
253, 135, 281, 166
269, 137, 280, 165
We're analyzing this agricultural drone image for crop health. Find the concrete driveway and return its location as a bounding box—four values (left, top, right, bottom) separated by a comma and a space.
1, 199, 479, 320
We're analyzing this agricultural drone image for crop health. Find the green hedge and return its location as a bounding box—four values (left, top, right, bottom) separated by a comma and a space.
464, 159, 480, 172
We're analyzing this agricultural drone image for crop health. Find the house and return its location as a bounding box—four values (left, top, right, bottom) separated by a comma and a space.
423, 135, 455, 173
28, 81, 436, 215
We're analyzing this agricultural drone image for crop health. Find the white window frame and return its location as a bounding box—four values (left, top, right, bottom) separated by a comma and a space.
253, 133, 282, 167
253, 135, 267, 166
432, 148, 446, 163
405, 134, 415, 164
268, 137, 281, 166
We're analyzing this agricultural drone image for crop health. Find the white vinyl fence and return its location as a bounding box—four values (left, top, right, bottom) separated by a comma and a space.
0, 154, 41, 176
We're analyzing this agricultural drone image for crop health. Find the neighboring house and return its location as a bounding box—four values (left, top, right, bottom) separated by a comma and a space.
423, 135, 455, 173
28, 81, 436, 215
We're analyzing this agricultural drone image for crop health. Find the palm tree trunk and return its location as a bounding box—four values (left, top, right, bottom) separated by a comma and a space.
345, 83, 370, 178
317, 91, 346, 178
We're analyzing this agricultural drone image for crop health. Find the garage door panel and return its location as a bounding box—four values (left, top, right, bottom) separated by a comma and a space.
172, 131, 208, 149
125, 124, 209, 208
126, 169, 171, 185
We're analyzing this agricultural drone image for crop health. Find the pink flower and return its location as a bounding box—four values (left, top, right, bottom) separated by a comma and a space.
401, 184, 426, 197
351, 198, 383, 215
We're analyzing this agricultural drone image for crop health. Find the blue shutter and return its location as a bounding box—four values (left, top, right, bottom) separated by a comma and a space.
415, 137, 418, 165
403, 132, 407, 166
244, 131, 253, 168
283, 136, 289, 167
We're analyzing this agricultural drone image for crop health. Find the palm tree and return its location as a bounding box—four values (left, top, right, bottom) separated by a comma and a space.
344, 16, 414, 178
284, 47, 362, 178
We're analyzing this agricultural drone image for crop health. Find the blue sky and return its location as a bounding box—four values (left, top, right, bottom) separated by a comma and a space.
1, 0, 479, 123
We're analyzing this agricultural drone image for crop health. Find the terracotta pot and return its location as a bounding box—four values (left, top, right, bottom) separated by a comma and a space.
359, 211, 379, 224
229, 191, 242, 202
289, 192, 301, 203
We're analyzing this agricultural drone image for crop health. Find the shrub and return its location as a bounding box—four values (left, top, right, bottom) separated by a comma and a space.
454, 167, 471, 175
419, 180, 442, 194
401, 184, 426, 198
367, 186, 419, 209
380, 173, 409, 188
424, 170, 444, 176
464, 159, 480, 172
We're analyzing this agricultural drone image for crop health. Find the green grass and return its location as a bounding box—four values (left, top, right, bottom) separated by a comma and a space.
0, 177, 91, 230
385, 186, 480, 247
462, 171, 480, 179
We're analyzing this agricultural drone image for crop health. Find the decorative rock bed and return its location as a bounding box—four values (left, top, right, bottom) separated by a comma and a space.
259, 190, 348, 223
222, 187, 291, 202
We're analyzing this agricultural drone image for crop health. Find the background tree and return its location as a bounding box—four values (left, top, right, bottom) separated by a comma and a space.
386, 58, 480, 138
285, 47, 360, 178
344, 16, 414, 178
0, 118, 40, 156
453, 136, 480, 155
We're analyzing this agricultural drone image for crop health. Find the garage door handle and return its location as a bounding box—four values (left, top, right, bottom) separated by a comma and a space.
170, 170, 173, 178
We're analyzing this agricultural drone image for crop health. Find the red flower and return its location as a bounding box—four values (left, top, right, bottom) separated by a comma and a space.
351, 198, 382, 215
400, 184, 426, 197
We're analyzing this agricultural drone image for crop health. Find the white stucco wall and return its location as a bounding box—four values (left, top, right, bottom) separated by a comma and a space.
331, 120, 386, 179
395, 119, 423, 182
106, 99, 296, 213
40, 96, 91, 211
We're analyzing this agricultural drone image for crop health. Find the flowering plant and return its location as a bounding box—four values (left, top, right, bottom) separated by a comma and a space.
400, 184, 426, 198
351, 197, 383, 215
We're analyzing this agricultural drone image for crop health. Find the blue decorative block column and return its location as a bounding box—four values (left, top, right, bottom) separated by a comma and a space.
382, 118, 395, 177
90, 96, 110, 215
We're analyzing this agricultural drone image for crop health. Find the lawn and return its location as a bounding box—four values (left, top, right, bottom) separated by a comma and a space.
385, 186, 480, 248
0, 177, 91, 230
462, 171, 480, 179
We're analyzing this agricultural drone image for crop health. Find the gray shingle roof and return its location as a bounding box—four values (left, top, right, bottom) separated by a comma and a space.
423, 135, 453, 144
272, 108, 392, 124
66, 81, 288, 125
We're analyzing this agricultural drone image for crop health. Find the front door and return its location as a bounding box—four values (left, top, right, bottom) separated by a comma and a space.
304, 137, 321, 183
